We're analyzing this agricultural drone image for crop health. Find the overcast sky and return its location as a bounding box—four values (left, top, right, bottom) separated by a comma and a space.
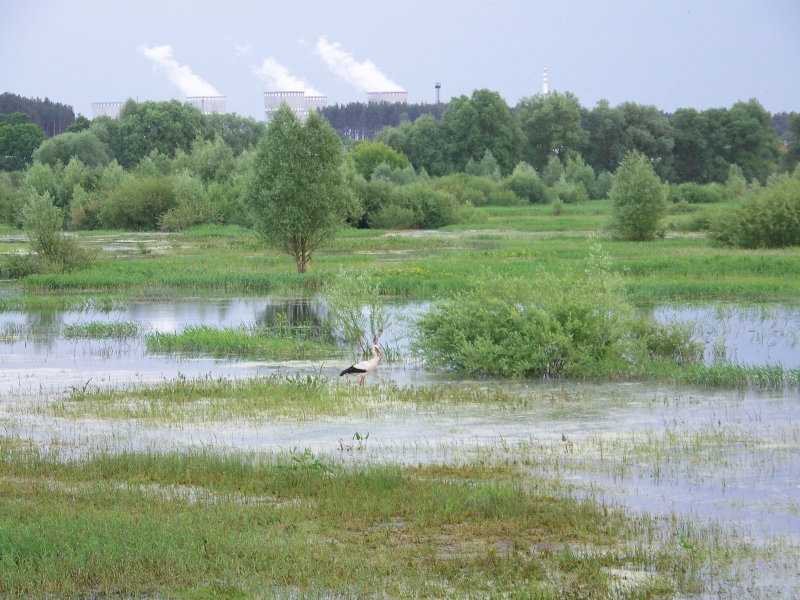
2, 0, 798, 120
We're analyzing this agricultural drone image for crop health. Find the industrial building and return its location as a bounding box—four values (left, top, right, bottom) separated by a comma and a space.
264, 91, 328, 122
92, 102, 125, 119
186, 96, 226, 115
367, 91, 408, 104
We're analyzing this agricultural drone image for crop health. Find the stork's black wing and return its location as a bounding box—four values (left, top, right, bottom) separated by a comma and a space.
340, 366, 367, 376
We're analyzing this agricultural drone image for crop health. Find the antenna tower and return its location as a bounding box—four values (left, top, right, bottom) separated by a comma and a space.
435, 82, 441, 104
543, 67, 548, 95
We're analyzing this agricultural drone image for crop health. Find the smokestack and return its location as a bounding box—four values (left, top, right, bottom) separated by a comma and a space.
543, 67, 548, 95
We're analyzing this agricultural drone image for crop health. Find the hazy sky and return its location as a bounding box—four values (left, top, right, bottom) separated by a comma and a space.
2, 0, 798, 120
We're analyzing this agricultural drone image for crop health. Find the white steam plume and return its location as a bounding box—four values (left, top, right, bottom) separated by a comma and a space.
139, 45, 221, 96
315, 37, 404, 93
252, 57, 323, 96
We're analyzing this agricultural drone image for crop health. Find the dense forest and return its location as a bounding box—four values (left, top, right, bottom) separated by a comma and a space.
0, 93, 75, 137
0, 90, 798, 250
319, 101, 446, 140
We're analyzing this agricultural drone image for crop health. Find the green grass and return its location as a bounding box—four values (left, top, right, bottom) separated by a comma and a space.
145, 325, 336, 360
62, 320, 141, 339
0, 201, 794, 304
0, 444, 714, 598
51, 377, 524, 421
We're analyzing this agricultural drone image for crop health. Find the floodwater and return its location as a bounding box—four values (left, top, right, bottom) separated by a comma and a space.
1, 298, 798, 396
1, 297, 799, 595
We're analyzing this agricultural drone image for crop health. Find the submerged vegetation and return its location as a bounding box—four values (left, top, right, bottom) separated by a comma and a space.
146, 325, 335, 360
0, 443, 749, 598
415, 244, 701, 378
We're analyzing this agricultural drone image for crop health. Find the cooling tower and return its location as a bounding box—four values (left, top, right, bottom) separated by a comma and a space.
264, 91, 307, 122
367, 91, 408, 104
304, 95, 328, 112
92, 102, 125, 119
187, 96, 226, 115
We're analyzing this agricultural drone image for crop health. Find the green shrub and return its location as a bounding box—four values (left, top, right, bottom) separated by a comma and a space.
0, 172, 24, 226
20, 190, 92, 274
0, 252, 39, 278
99, 176, 176, 230
668, 182, 727, 204
595, 171, 613, 199
666, 199, 699, 214
502, 163, 550, 204
487, 188, 525, 206
350, 141, 410, 180
461, 188, 487, 207
725, 164, 747, 198
70, 184, 104, 230
542, 155, 564, 187
608, 152, 666, 241
158, 172, 222, 231
415, 245, 701, 378
552, 181, 589, 204
372, 163, 418, 186
464, 150, 501, 181
367, 204, 415, 229
564, 156, 596, 198
710, 179, 800, 248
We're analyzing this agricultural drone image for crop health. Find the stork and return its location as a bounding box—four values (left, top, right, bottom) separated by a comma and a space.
340, 337, 383, 386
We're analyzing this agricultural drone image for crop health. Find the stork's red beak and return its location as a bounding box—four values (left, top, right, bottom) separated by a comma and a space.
375, 346, 383, 357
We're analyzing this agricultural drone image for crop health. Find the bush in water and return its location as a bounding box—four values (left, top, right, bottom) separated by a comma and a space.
414, 243, 700, 378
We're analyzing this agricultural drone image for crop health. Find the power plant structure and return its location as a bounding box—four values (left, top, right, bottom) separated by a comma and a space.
264, 91, 328, 122
543, 67, 548, 95
92, 102, 125, 119
367, 91, 408, 104
187, 96, 226, 115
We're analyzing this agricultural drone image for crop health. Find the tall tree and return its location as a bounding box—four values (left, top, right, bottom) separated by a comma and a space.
349, 141, 410, 180
406, 114, 448, 176
672, 100, 780, 184
516, 91, 587, 172
115, 99, 212, 169
0, 114, 47, 171
784, 112, 800, 174
205, 112, 266, 156
608, 152, 666, 241
245, 104, 354, 273
442, 89, 522, 175
583, 101, 674, 181
33, 130, 110, 168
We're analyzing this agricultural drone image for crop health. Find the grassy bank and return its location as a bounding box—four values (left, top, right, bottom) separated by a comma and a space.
0, 444, 718, 598
0, 203, 798, 304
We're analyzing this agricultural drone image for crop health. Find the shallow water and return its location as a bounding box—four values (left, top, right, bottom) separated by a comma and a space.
1, 298, 798, 396
647, 304, 800, 368
1, 297, 800, 595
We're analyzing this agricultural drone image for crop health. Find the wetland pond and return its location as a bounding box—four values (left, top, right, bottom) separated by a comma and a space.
1, 297, 800, 594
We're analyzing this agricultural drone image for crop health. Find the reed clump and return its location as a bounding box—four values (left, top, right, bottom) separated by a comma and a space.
145, 325, 336, 360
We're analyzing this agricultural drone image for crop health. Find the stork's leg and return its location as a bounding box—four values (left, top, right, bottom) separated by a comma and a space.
359, 375, 365, 386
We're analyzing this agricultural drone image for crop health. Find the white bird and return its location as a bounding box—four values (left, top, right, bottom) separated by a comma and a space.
340, 343, 383, 386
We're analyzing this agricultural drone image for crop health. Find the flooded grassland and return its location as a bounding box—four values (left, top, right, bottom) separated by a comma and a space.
2, 221, 800, 597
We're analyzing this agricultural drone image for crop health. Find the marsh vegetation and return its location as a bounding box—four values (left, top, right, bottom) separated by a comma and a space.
1, 94, 800, 597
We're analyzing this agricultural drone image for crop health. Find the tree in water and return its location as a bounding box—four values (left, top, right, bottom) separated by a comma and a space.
245, 103, 354, 273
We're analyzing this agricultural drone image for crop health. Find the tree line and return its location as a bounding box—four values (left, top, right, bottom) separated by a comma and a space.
374, 90, 798, 185
0, 92, 75, 137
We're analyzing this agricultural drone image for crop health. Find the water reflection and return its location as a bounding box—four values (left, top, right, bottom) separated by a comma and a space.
0, 300, 799, 396
254, 297, 329, 336
644, 304, 800, 368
